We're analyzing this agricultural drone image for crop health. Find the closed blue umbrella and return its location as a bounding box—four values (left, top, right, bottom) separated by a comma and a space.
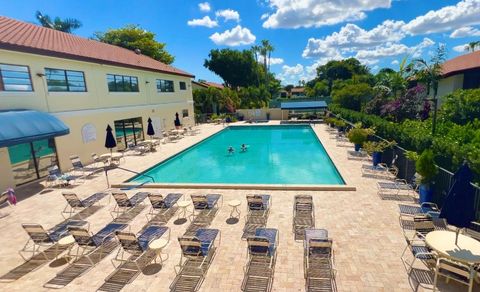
439, 162, 476, 244
105, 124, 117, 154
147, 118, 155, 138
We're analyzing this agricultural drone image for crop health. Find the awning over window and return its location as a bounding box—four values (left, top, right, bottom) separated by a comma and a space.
281, 101, 328, 110
0, 110, 69, 147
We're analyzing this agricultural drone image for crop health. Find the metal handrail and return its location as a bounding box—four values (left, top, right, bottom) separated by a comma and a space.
114, 166, 155, 183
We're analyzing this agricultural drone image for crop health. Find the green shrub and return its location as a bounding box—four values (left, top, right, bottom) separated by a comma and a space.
441, 89, 480, 125
346, 127, 375, 145
331, 83, 373, 111
416, 149, 438, 184
363, 140, 396, 154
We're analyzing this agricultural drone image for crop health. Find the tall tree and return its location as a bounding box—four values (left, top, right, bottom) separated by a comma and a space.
465, 41, 480, 52
251, 45, 261, 86
35, 11, 82, 33
94, 25, 174, 64
204, 49, 260, 88
260, 40, 274, 87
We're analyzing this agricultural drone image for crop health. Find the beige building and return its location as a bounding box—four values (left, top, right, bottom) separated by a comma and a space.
0, 16, 195, 190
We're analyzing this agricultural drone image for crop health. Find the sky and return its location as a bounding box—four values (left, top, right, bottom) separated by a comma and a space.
1, 0, 480, 85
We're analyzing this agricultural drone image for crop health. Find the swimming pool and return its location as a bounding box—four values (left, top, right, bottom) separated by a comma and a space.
130, 125, 345, 185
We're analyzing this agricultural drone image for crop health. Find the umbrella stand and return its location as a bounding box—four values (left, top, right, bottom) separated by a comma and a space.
455, 228, 461, 245
104, 166, 110, 188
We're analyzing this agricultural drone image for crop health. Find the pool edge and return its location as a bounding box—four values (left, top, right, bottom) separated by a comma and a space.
113, 182, 356, 191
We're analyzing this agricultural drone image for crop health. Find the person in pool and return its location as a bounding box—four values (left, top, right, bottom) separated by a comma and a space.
240, 144, 248, 152
227, 146, 235, 155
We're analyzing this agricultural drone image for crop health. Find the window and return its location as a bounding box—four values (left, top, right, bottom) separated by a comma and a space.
182, 109, 189, 117
179, 81, 187, 90
0, 64, 33, 91
107, 74, 139, 92
156, 79, 174, 92
45, 68, 86, 92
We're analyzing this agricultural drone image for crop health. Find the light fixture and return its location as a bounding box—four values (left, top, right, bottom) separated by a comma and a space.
36, 72, 45, 77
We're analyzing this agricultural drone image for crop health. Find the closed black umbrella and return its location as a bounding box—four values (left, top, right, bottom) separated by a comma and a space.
147, 118, 155, 139
439, 162, 476, 244
105, 124, 117, 154
174, 112, 181, 128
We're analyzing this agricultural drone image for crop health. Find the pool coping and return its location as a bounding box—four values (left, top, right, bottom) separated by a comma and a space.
118, 123, 356, 191
112, 182, 356, 191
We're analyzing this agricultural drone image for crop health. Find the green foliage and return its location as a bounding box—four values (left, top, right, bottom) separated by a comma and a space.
238, 86, 271, 109
306, 80, 329, 97
94, 25, 174, 64
328, 104, 480, 178
204, 49, 260, 88
35, 11, 82, 33
441, 89, 480, 125
346, 127, 375, 145
415, 149, 438, 184
193, 87, 241, 114
332, 83, 373, 111
334, 119, 346, 128
363, 140, 396, 154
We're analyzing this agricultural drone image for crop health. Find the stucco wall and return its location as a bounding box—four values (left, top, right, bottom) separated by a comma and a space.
436, 74, 464, 102
237, 108, 286, 120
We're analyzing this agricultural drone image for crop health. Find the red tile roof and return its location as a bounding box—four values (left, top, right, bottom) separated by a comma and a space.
291, 87, 305, 93
203, 81, 224, 89
442, 50, 480, 77
0, 16, 194, 78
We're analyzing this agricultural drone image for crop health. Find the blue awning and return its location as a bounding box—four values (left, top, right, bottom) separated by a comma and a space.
0, 110, 69, 147
281, 101, 328, 110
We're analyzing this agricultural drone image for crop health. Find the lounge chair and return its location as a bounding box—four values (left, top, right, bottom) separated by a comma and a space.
97, 225, 170, 292
61, 192, 108, 219
347, 149, 370, 161
361, 155, 398, 179
91, 153, 106, 168
69, 155, 99, 181
293, 195, 315, 241
242, 228, 278, 292
398, 202, 439, 217
45, 165, 69, 188
44, 223, 128, 289
304, 229, 336, 292
19, 220, 87, 261
377, 178, 417, 201
243, 194, 271, 239
191, 194, 222, 217
170, 228, 220, 292
110, 191, 149, 218
146, 193, 183, 223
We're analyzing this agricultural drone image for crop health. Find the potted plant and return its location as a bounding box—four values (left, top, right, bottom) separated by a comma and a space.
413, 149, 438, 203
346, 126, 375, 151
334, 119, 347, 132
363, 140, 396, 166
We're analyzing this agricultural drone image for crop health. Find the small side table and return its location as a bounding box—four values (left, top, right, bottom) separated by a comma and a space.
57, 235, 75, 259
177, 200, 192, 221
228, 200, 241, 219
149, 238, 169, 264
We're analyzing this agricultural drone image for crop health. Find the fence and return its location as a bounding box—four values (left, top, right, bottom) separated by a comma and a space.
329, 112, 480, 220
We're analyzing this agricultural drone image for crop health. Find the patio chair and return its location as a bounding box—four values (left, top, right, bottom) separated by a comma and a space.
293, 195, 315, 241
45, 165, 68, 188
401, 237, 436, 274
170, 228, 220, 292
44, 222, 128, 289
433, 258, 475, 292
400, 214, 436, 240
146, 193, 183, 223
398, 202, 439, 218
466, 221, 480, 241
91, 153, 106, 168
304, 230, 336, 292
243, 194, 272, 239
242, 228, 278, 292
0, 191, 13, 218
61, 192, 108, 219
98, 225, 170, 292
191, 194, 222, 218
110, 191, 149, 219
19, 220, 87, 261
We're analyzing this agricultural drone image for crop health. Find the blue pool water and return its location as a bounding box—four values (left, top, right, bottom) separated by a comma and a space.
131, 125, 344, 185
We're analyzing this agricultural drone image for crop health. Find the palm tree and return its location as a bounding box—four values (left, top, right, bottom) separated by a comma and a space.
251, 45, 261, 86
413, 45, 447, 135
35, 11, 82, 33
465, 41, 480, 52
260, 40, 274, 87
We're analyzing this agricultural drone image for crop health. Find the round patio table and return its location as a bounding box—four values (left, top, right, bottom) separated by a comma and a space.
425, 230, 480, 264
149, 238, 169, 264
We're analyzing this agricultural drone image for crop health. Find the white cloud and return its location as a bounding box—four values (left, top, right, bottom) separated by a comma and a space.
278, 63, 318, 84
354, 38, 435, 65
258, 55, 284, 65
260, 13, 269, 20
302, 20, 406, 58
210, 25, 256, 46
391, 60, 399, 65
187, 16, 218, 28
404, 0, 480, 35
453, 44, 468, 52
198, 2, 211, 12
450, 26, 480, 38
262, 0, 392, 29
215, 9, 240, 22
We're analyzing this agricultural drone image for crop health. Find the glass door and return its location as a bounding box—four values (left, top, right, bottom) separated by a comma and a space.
114, 117, 144, 150
8, 138, 58, 185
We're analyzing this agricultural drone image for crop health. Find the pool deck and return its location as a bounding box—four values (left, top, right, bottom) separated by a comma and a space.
0, 122, 472, 291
